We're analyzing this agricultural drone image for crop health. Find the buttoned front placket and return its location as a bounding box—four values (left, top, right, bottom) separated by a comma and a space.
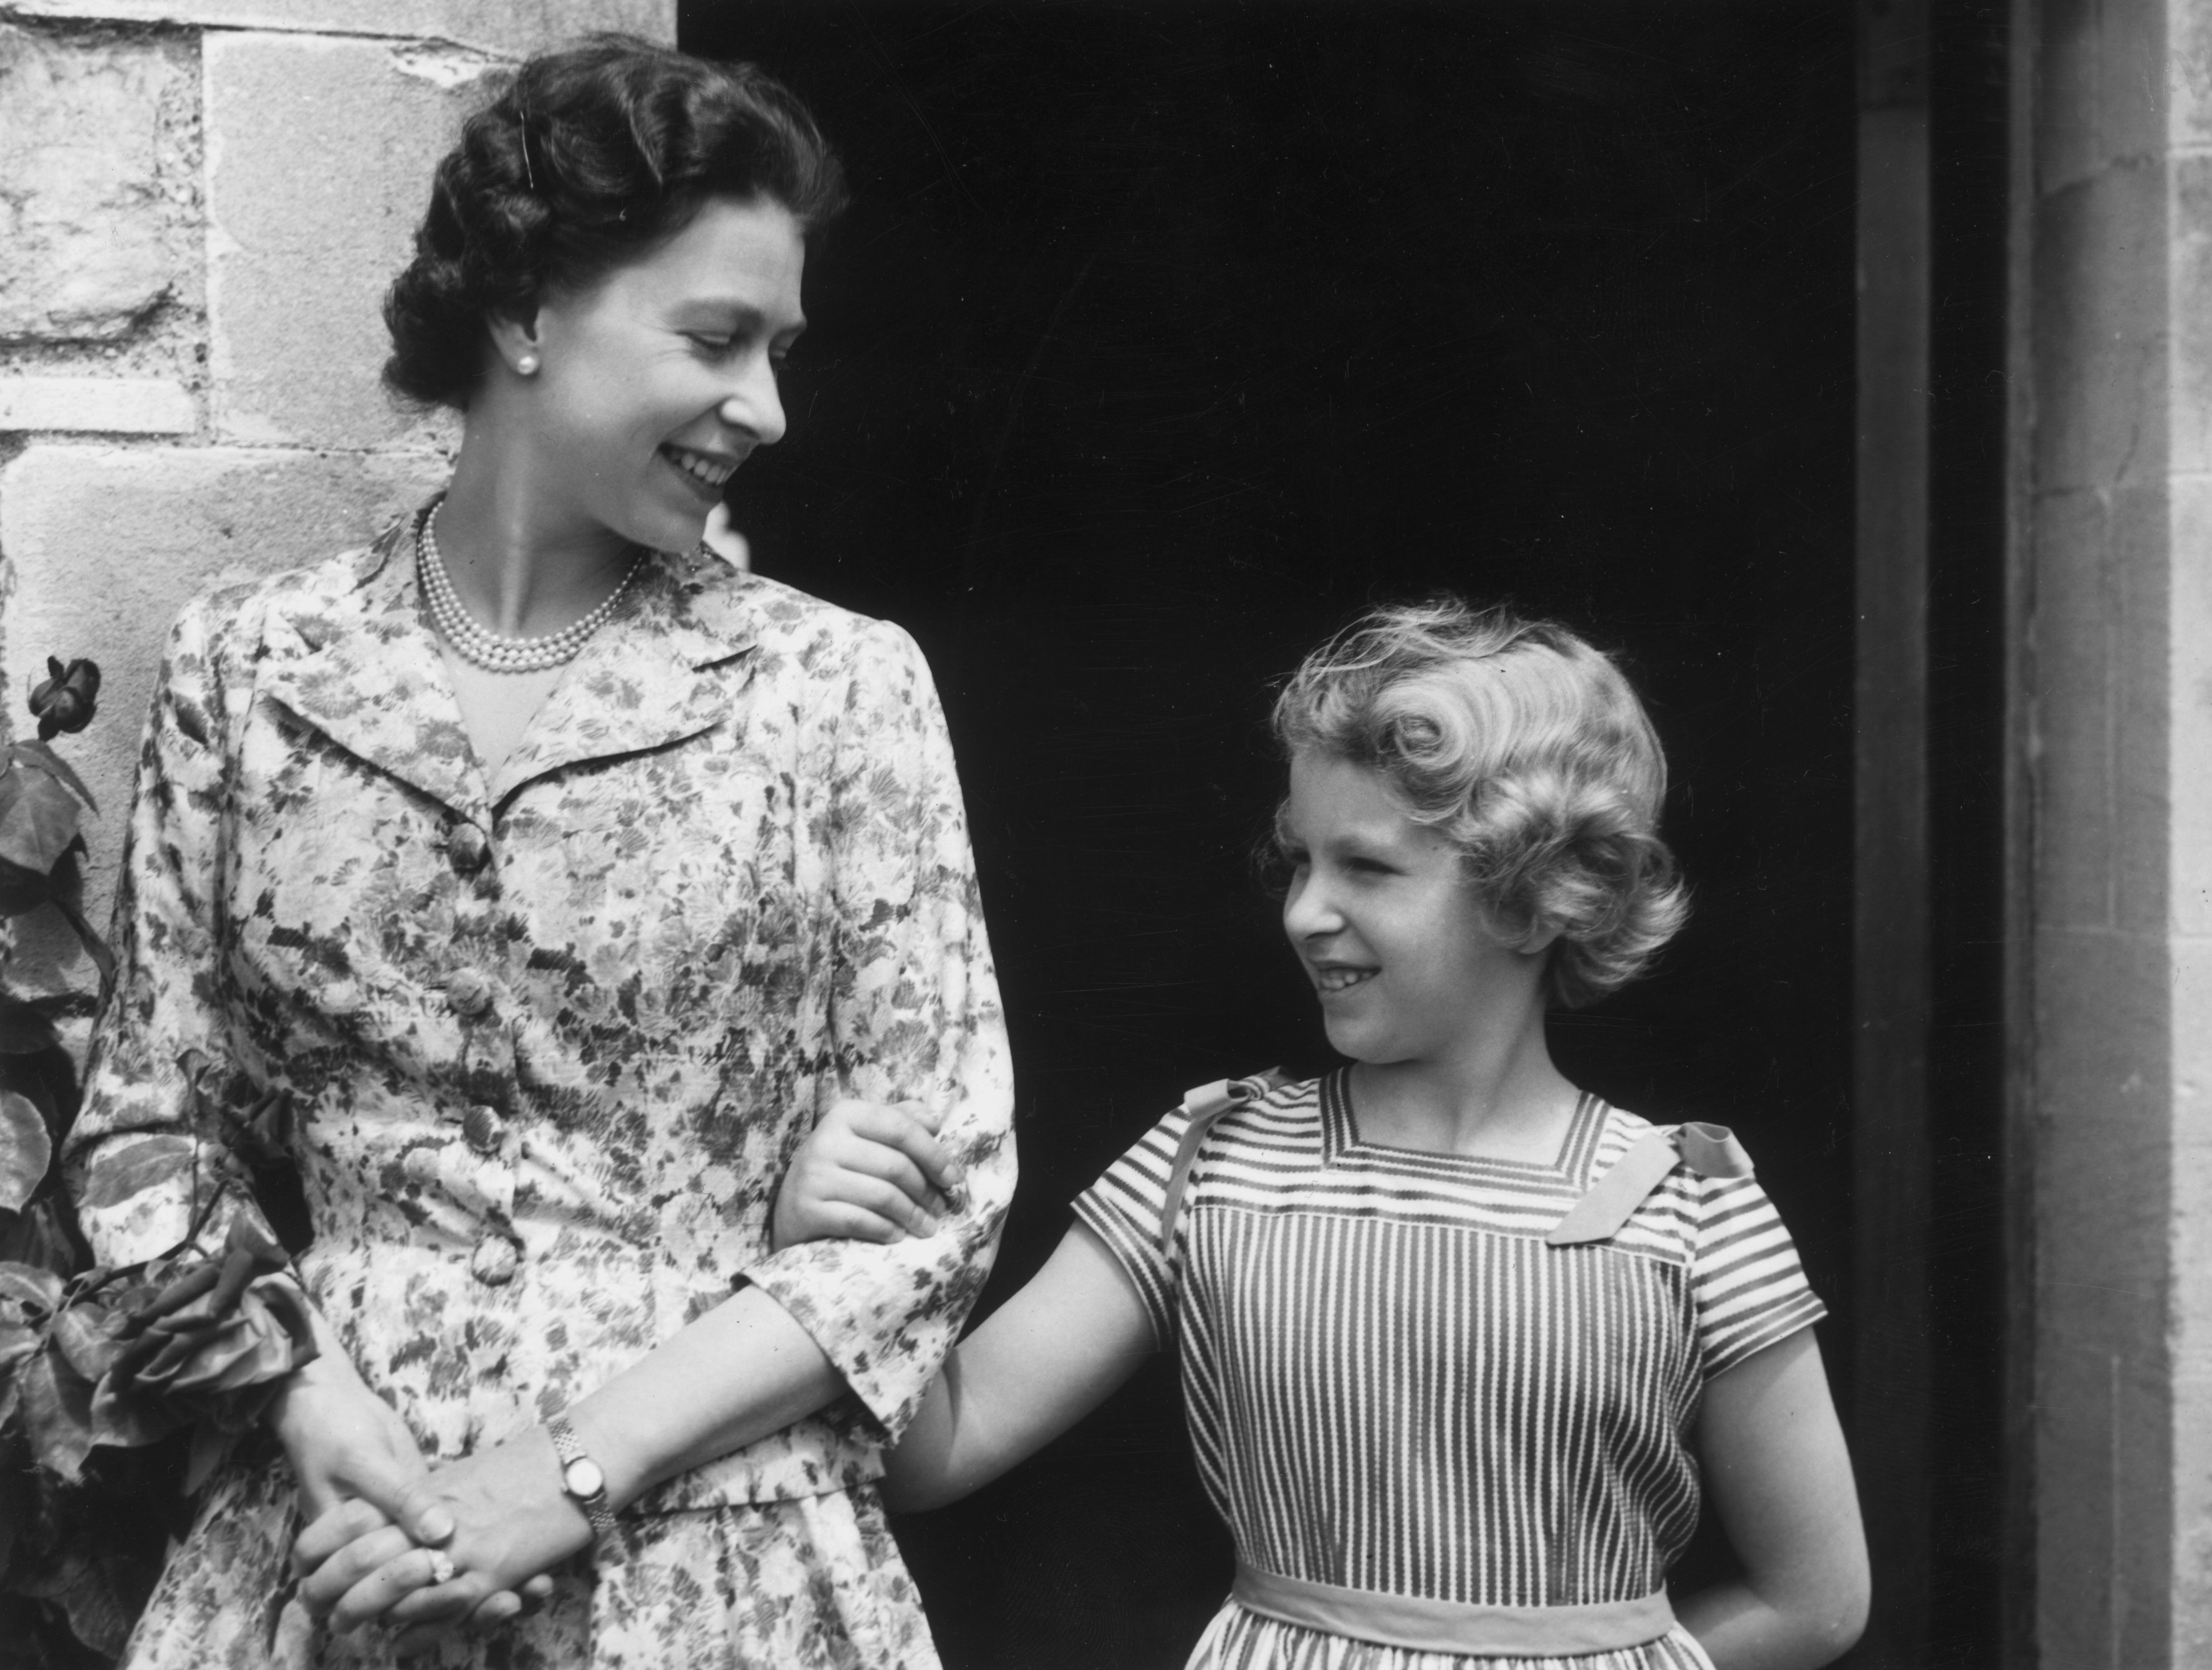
440, 809, 526, 1292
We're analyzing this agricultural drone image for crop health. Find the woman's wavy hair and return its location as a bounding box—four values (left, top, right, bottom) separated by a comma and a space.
1272, 597, 1689, 1009
383, 34, 847, 408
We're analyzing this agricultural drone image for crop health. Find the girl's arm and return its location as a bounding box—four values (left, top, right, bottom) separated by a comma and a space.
885, 1222, 1156, 1511
1673, 1328, 1870, 1670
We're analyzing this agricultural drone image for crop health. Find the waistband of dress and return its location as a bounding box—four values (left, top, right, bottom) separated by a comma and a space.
1231, 1560, 1678, 1656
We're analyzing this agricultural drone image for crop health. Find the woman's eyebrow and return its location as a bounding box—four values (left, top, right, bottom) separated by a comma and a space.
675, 299, 807, 335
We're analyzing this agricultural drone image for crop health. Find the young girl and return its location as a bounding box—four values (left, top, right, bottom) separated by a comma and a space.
779, 598, 1868, 1670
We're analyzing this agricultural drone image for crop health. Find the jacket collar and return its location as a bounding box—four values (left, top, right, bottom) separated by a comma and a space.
258, 509, 761, 820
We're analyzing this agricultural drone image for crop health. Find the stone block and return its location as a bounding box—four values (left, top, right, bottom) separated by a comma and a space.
2033, 1341, 2117, 1669
2030, 487, 2120, 931
2093, 0, 2168, 171
2173, 934, 2212, 1274
1, 1, 674, 57
2173, 473, 2212, 938
2107, 479, 2177, 939
0, 444, 448, 932
2173, 156, 2212, 477
0, 376, 193, 434
2035, 924, 2171, 1352
0, 25, 195, 343
2033, 169, 2170, 495
2177, 0, 2212, 152
2175, 1338, 2212, 1664
204, 32, 503, 448
2037, 1337, 2173, 1669
2034, 0, 2102, 194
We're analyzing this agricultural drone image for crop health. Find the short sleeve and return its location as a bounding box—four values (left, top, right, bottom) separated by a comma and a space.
1069, 1101, 1199, 1350
1690, 1172, 1827, 1379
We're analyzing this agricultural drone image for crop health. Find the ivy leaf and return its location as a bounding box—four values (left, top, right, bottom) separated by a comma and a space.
0, 1312, 36, 1370
0, 762, 81, 876
0, 994, 62, 1055
8, 740, 97, 815
185, 1424, 231, 1495
0, 1260, 65, 1316
0, 1089, 53, 1214
50, 1300, 128, 1383
89, 1376, 180, 1452
13, 1537, 157, 1659
0, 856, 52, 917
0, 1433, 24, 1576
17, 1348, 97, 1480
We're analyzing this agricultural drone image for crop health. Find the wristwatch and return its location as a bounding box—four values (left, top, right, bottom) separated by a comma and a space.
545, 1414, 618, 1546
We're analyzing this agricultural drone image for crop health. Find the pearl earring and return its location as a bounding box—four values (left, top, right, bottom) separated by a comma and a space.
517, 353, 541, 375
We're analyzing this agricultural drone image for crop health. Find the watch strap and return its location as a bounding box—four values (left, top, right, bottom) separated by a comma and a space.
545, 1414, 619, 1545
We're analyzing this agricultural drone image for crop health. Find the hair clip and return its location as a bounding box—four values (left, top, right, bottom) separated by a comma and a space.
518, 94, 539, 193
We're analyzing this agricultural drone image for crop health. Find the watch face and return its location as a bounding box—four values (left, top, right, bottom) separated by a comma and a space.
564, 1457, 607, 1500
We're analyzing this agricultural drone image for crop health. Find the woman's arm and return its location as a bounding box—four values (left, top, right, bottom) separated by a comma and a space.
298, 1282, 848, 1637
308, 1223, 1153, 1634
885, 1222, 1156, 1510
1672, 1328, 1870, 1670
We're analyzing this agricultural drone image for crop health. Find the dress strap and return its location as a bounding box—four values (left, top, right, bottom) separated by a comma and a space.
1157, 1068, 1291, 1259
1544, 1120, 1753, 1247
1231, 1560, 1677, 1656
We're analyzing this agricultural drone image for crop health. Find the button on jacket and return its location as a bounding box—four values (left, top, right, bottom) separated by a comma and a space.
65, 513, 1016, 1511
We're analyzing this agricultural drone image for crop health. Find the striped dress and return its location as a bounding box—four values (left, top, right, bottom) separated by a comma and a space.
1072, 1070, 1826, 1670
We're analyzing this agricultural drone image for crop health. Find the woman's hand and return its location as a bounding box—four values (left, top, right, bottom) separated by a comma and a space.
771, 1097, 965, 1249
277, 1345, 554, 1640
269, 1343, 433, 1530
296, 1428, 588, 1650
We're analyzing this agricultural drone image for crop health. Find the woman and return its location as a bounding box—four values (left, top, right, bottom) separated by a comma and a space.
63, 36, 1013, 1669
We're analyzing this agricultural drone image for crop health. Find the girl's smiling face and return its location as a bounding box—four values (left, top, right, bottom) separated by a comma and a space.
516, 193, 807, 554
1278, 750, 1544, 1067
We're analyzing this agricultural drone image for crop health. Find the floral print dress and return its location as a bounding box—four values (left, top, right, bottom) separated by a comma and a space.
62, 511, 1016, 1669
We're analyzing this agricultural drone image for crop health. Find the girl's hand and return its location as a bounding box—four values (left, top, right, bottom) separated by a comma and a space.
771, 1097, 965, 1249
296, 1428, 589, 1649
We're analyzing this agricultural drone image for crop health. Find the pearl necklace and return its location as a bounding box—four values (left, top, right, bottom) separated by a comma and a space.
416, 501, 644, 674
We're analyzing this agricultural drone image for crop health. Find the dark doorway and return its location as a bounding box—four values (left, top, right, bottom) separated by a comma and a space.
674, 4, 1998, 1666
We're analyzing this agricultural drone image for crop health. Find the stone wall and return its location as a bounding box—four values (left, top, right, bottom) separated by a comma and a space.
0, 0, 675, 1002
2019, 0, 2212, 1663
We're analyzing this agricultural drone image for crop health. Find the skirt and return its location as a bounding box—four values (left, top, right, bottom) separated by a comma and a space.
1185, 1603, 1721, 1670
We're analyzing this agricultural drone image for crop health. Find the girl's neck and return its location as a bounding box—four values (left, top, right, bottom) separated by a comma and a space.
433, 426, 638, 638
1349, 1004, 1580, 1164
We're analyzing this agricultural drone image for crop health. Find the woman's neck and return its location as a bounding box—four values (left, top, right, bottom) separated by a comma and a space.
432, 429, 638, 638
1349, 998, 1580, 1164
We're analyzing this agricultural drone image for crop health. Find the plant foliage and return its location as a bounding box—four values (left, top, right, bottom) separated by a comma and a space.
0, 658, 309, 1666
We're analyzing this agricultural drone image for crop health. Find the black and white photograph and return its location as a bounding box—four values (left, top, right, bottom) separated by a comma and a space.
0, 4, 2163, 1670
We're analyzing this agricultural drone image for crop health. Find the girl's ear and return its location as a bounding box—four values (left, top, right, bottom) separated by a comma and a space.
485, 308, 544, 378
1518, 919, 1565, 956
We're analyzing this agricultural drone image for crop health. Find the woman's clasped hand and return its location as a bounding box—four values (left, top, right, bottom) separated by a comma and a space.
263, 1302, 564, 1648
270, 1094, 969, 1653
289, 1431, 577, 1650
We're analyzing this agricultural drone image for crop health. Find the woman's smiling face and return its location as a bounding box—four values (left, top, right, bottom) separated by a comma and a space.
520, 193, 807, 554
1278, 750, 1536, 1067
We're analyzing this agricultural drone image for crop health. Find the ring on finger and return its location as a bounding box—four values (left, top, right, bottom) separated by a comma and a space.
426, 1550, 456, 1585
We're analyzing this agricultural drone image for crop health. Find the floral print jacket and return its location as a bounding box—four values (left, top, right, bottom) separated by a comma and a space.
62, 513, 1016, 1510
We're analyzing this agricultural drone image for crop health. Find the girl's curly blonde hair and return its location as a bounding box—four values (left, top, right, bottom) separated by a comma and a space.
1272, 597, 1689, 1009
